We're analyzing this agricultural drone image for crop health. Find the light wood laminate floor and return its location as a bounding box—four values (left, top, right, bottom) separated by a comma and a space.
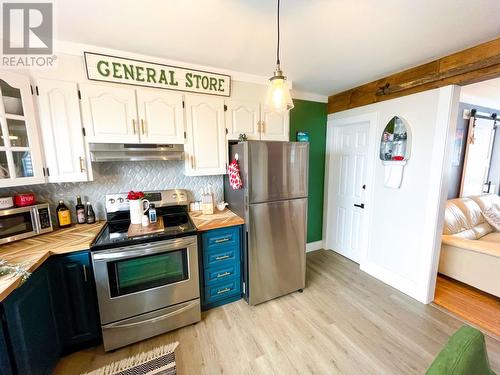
434, 274, 500, 337
55, 250, 500, 374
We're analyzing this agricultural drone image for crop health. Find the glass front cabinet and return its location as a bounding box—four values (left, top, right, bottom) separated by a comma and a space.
0, 72, 44, 187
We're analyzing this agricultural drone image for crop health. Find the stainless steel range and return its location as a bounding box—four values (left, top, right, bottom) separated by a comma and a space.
91, 189, 200, 351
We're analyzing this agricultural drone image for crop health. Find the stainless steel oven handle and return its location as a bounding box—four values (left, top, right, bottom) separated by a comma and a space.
92, 236, 197, 261
102, 300, 198, 329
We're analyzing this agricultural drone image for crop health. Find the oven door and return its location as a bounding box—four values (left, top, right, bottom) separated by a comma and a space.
92, 235, 199, 324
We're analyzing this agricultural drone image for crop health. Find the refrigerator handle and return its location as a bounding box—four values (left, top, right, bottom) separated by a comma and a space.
245, 195, 248, 210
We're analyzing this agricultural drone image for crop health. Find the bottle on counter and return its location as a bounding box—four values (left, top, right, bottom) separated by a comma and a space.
86, 202, 96, 224
75, 195, 86, 224
148, 203, 157, 223
56, 200, 72, 228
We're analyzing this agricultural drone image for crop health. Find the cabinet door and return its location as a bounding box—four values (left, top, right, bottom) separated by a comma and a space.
225, 100, 260, 140
79, 83, 139, 143
0, 322, 13, 375
136, 89, 185, 144
0, 72, 44, 187
37, 79, 89, 182
51, 252, 100, 352
261, 109, 289, 141
184, 95, 226, 176
3, 264, 60, 375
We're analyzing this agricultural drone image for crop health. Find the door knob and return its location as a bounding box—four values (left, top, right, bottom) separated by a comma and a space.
354, 203, 365, 209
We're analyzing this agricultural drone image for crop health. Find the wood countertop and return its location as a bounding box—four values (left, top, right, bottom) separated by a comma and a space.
0, 222, 104, 302
189, 209, 244, 231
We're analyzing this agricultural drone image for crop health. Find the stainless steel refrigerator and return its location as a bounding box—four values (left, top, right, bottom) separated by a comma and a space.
224, 141, 309, 305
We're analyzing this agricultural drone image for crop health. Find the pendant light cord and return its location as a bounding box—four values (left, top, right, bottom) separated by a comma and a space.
277, 0, 280, 66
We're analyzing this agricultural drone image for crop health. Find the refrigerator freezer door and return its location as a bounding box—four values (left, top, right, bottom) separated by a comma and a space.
247, 141, 308, 203
248, 198, 307, 305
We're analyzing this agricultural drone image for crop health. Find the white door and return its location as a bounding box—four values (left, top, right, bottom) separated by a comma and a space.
136, 89, 185, 144
326, 121, 370, 263
460, 118, 496, 197
261, 109, 289, 141
37, 79, 89, 182
79, 83, 139, 143
184, 95, 226, 176
0, 72, 44, 187
226, 100, 260, 140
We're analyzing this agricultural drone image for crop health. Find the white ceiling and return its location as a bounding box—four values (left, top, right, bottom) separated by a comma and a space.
460, 78, 500, 110
55, 0, 500, 97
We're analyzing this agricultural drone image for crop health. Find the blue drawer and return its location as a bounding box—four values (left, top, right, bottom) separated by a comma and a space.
204, 262, 240, 286
203, 226, 240, 250
204, 279, 241, 303
204, 246, 239, 268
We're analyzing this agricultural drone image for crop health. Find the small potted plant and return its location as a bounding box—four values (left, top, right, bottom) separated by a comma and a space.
127, 191, 150, 225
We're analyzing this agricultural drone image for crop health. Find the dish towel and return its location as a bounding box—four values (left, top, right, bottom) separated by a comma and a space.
228, 159, 243, 190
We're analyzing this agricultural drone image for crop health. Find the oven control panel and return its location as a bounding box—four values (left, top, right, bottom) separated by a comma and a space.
105, 189, 188, 213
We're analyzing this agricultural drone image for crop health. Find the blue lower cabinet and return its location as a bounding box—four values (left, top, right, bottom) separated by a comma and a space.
2, 264, 61, 375
0, 250, 101, 375
50, 252, 101, 353
201, 225, 243, 310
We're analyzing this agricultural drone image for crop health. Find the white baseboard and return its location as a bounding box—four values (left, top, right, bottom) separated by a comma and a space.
360, 260, 427, 304
306, 241, 324, 252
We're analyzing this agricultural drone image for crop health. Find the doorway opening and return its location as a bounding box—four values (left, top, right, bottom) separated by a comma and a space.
433, 78, 500, 337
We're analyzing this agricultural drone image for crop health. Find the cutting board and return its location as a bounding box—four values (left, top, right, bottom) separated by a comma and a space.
127, 216, 164, 237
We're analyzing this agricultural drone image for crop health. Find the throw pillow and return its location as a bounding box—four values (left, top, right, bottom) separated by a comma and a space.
482, 208, 500, 231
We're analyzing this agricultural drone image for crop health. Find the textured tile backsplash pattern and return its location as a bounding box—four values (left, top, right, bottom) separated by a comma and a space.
0, 161, 223, 222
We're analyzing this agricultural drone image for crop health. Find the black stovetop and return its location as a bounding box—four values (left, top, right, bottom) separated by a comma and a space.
91, 207, 197, 251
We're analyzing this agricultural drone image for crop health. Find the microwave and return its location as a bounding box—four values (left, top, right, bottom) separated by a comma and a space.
0, 203, 53, 245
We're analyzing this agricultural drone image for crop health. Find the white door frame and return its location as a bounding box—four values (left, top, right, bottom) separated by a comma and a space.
323, 112, 378, 265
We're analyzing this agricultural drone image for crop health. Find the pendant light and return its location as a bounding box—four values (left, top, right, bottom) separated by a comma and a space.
265, 0, 294, 112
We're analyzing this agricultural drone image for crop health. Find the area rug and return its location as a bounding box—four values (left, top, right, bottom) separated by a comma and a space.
82, 342, 179, 375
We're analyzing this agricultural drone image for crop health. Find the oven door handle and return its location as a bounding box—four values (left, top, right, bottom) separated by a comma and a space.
92, 237, 196, 261
102, 300, 198, 329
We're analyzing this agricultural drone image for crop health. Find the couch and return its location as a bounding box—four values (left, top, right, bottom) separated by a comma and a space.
439, 194, 500, 297
427, 325, 496, 375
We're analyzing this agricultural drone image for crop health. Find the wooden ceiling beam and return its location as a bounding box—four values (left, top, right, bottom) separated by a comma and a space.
327, 37, 500, 114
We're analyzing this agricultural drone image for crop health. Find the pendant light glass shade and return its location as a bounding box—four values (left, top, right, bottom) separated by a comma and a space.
265, 70, 294, 112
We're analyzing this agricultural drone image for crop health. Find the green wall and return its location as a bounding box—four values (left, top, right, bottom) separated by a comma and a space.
289, 99, 327, 243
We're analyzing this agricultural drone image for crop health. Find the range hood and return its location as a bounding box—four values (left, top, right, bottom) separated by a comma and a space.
89, 143, 184, 162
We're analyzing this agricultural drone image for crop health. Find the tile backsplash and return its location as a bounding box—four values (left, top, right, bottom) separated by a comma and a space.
0, 161, 223, 222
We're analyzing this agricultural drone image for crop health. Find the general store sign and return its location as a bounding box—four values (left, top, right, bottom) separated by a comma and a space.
84, 52, 231, 97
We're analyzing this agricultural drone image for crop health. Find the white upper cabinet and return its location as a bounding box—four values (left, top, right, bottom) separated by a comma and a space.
0, 72, 44, 187
226, 99, 290, 141
261, 109, 289, 141
37, 79, 89, 183
184, 95, 226, 176
226, 100, 260, 140
79, 83, 138, 143
136, 89, 185, 144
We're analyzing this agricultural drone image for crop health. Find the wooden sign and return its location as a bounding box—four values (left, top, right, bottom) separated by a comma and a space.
84, 52, 231, 97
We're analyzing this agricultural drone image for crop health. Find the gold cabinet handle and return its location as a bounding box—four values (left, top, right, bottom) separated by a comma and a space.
141, 119, 145, 135
191, 155, 195, 169
217, 287, 231, 295
215, 255, 230, 261
261, 121, 265, 133
215, 238, 230, 243
79, 157, 85, 172
132, 119, 137, 134
216, 271, 231, 278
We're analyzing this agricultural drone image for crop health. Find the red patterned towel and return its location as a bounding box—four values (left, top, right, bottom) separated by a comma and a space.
228, 159, 243, 190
